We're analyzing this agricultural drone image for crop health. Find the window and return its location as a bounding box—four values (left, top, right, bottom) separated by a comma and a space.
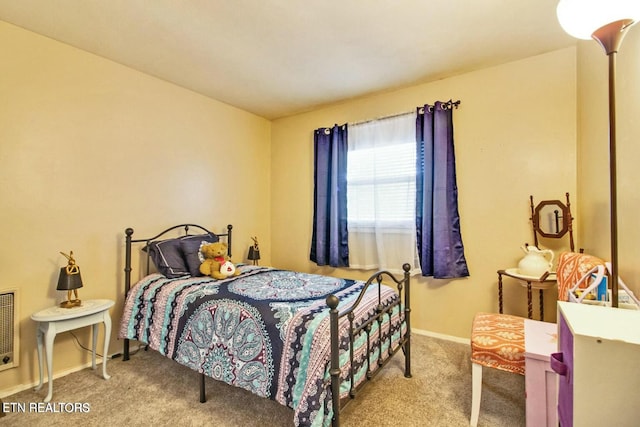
347, 142, 416, 226
311, 101, 468, 278
346, 113, 420, 273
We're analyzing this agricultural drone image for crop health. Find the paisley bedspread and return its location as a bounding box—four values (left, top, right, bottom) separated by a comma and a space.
119, 265, 405, 426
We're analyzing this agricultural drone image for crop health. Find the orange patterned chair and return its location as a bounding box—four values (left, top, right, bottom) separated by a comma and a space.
556, 251, 608, 303
469, 251, 606, 426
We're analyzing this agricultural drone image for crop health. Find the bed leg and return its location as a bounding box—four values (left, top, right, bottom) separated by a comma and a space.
200, 373, 206, 403
326, 294, 341, 426
123, 339, 130, 361
403, 263, 412, 378
404, 334, 412, 378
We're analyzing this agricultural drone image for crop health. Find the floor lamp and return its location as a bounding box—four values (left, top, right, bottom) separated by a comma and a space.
557, 0, 640, 308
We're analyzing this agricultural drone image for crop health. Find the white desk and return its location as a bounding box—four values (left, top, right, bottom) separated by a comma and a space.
31, 299, 114, 402
524, 319, 557, 427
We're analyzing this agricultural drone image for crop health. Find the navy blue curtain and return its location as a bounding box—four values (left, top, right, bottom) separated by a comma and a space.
416, 102, 469, 278
310, 124, 349, 267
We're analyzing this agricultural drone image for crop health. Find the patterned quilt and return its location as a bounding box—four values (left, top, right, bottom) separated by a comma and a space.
119, 265, 405, 426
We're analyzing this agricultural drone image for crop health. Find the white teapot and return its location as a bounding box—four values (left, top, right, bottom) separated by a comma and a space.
517, 245, 554, 277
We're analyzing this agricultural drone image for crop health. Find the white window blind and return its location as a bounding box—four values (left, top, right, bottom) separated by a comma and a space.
346, 112, 420, 274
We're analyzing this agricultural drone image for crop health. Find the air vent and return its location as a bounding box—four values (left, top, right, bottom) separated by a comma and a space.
0, 290, 19, 371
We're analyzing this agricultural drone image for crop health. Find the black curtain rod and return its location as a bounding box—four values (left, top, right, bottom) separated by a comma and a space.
419, 99, 461, 114
335, 99, 462, 128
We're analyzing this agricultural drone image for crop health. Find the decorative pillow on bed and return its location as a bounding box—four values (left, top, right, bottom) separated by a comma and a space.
145, 238, 190, 278
180, 233, 220, 277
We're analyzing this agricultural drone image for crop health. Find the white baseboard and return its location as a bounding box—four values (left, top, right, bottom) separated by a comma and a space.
1, 333, 465, 399
0, 345, 143, 399
0, 361, 96, 399
412, 327, 470, 345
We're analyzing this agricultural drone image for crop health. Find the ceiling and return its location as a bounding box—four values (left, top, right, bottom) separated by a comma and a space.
0, 0, 575, 120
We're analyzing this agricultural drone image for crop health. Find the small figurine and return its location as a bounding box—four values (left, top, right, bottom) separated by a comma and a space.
60, 251, 80, 275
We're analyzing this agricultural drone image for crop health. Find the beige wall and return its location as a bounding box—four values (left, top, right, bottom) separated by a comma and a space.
576, 29, 640, 295
272, 48, 577, 339
1, 18, 588, 398
0, 21, 271, 395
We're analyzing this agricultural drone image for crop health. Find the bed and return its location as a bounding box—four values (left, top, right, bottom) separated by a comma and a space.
118, 224, 412, 426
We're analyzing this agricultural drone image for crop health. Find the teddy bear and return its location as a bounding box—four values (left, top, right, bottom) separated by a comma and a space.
199, 241, 240, 279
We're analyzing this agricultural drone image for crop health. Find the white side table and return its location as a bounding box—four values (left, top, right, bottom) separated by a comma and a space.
31, 299, 114, 402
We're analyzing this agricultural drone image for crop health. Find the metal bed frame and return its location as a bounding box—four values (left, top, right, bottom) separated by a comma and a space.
326, 263, 412, 425
122, 223, 411, 426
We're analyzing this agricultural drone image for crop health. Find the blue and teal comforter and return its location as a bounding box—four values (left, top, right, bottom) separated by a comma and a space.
119, 265, 404, 426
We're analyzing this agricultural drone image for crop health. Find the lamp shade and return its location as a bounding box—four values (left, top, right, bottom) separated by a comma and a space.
248, 246, 261, 261
57, 267, 83, 291
557, 0, 640, 39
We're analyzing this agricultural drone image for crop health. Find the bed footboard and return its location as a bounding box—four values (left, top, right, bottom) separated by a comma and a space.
326, 263, 412, 426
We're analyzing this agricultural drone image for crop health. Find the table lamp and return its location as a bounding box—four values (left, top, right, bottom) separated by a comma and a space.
57, 251, 83, 308
248, 236, 260, 265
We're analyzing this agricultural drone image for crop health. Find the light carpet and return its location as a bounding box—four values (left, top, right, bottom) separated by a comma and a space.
1, 334, 524, 426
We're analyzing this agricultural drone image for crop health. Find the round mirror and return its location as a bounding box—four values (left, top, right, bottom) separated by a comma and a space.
533, 200, 569, 238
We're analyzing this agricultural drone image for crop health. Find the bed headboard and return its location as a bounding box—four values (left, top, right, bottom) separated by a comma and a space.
124, 224, 233, 297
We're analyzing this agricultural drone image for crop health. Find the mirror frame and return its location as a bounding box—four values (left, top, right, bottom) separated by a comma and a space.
533, 200, 570, 238
529, 193, 575, 252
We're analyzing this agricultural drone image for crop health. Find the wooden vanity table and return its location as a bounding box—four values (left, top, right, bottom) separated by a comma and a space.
498, 269, 557, 320
497, 193, 573, 321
